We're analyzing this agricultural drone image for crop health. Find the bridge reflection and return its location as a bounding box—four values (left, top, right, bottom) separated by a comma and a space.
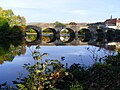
25, 25, 120, 46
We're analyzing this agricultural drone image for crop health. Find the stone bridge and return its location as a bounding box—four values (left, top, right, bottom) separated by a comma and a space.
25, 25, 120, 46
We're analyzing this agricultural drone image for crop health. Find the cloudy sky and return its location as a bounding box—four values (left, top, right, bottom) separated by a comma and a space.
0, 0, 120, 23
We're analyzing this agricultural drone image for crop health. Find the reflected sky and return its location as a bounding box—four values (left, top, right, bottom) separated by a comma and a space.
0, 45, 116, 86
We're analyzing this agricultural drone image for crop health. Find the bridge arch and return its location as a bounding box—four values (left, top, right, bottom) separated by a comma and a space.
42, 28, 57, 43
78, 28, 90, 34
78, 28, 91, 42
114, 29, 120, 42
96, 29, 104, 34
106, 29, 115, 41
115, 29, 120, 37
106, 29, 115, 35
95, 29, 104, 42
25, 25, 42, 45
60, 28, 75, 43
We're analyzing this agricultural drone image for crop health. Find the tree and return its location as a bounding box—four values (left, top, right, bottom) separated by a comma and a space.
69, 22, 77, 25
0, 7, 26, 27
54, 21, 66, 28
69, 22, 78, 31
0, 17, 10, 34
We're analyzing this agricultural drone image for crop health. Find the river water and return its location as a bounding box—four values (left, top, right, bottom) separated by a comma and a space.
0, 43, 116, 85
0, 29, 118, 86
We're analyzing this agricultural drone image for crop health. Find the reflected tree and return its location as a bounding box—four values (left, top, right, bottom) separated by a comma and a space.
0, 38, 26, 64
0, 7, 27, 64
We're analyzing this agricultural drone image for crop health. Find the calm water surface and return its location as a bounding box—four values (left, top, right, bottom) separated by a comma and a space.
0, 45, 115, 85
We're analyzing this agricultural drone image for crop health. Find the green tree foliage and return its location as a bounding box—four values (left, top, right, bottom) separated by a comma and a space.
10, 26, 24, 36
0, 17, 9, 33
11, 46, 70, 90
0, 7, 26, 38
0, 7, 26, 27
54, 21, 66, 28
69, 22, 77, 25
69, 22, 78, 30
0, 7, 26, 64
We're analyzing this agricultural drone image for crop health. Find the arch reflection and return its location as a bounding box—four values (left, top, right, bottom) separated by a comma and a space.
25, 25, 41, 43
96, 29, 104, 42
106, 29, 115, 42
60, 28, 75, 43
42, 28, 57, 43
25, 28, 38, 42
78, 29, 91, 42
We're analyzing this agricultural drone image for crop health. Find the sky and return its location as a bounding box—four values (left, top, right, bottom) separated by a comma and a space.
0, 0, 120, 23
